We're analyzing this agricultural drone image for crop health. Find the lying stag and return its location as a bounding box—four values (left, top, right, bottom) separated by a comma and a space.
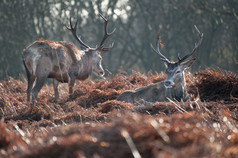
22, 14, 115, 103
117, 26, 203, 104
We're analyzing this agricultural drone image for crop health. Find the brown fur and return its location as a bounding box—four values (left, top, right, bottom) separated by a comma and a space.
22, 39, 103, 103
117, 78, 189, 105
118, 26, 203, 105
117, 60, 195, 105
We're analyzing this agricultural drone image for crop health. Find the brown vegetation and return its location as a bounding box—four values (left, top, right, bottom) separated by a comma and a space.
0, 69, 238, 158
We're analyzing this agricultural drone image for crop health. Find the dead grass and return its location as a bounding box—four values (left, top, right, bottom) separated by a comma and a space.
0, 68, 237, 158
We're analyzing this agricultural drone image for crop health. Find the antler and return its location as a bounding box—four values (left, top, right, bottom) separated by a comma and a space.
150, 31, 171, 64
66, 17, 90, 49
178, 25, 203, 64
97, 13, 116, 51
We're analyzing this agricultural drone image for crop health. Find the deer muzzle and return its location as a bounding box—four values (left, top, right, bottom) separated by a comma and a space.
94, 69, 104, 77
164, 80, 175, 89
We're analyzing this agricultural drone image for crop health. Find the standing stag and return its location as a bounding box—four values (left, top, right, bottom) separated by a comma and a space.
117, 25, 203, 104
22, 14, 115, 103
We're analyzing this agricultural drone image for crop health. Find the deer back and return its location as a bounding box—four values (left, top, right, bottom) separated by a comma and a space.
22, 39, 83, 82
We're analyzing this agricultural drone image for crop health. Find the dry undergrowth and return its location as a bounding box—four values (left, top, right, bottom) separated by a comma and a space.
0, 69, 238, 158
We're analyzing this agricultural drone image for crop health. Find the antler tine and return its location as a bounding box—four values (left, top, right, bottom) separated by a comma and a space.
97, 13, 116, 51
100, 42, 114, 51
151, 31, 170, 64
151, 44, 170, 64
66, 17, 90, 49
156, 31, 161, 50
65, 17, 71, 30
178, 25, 203, 64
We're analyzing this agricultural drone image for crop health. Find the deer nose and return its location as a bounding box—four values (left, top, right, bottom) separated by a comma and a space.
99, 70, 104, 76
164, 81, 172, 87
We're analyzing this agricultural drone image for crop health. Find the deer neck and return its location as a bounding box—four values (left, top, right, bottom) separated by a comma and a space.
76, 51, 93, 80
165, 73, 188, 101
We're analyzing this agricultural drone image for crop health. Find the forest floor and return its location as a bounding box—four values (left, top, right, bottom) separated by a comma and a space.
0, 69, 238, 158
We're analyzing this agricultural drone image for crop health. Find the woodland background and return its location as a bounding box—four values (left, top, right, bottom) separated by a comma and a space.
0, 0, 237, 80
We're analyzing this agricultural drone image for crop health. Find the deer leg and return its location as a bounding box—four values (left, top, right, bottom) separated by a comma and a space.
53, 79, 59, 102
27, 75, 36, 102
68, 73, 76, 98
23, 62, 36, 102
31, 57, 52, 104
31, 76, 47, 103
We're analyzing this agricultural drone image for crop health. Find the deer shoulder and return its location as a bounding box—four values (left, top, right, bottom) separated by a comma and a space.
117, 82, 166, 104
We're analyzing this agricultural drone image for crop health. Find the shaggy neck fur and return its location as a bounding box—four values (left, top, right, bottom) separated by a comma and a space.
165, 72, 188, 101
77, 51, 93, 80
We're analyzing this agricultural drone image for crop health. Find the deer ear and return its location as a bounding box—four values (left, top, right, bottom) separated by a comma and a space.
181, 58, 196, 69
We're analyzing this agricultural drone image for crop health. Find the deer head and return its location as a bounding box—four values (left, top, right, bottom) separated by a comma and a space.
151, 25, 203, 89
66, 14, 116, 76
